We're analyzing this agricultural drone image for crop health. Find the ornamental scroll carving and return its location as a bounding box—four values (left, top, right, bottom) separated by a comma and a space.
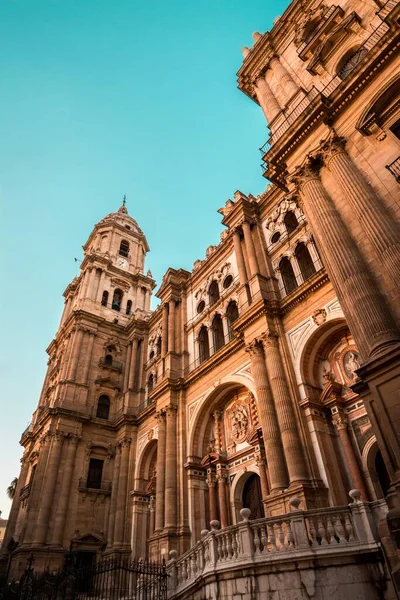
229, 403, 249, 443
194, 263, 231, 300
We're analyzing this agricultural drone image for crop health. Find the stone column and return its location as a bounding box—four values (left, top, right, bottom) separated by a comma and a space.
254, 76, 281, 124
33, 432, 64, 544
206, 473, 218, 522
269, 56, 299, 101
128, 337, 139, 390
232, 229, 248, 285
51, 435, 79, 546
107, 448, 121, 545
222, 314, 230, 342
217, 474, 229, 528
333, 414, 369, 500
155, 410, 166, 532
242, 221, 259, 277
322, 135, 400, 286
164, 406, 178, 530
86, 267, 97, 300
60, 330, 75, 380
293, 159, 399, 359
123, 342, 132, 391
81, 332, 95, 385
149, 495, 156, 535
168, 300, 176, 353
114, 438, 131, 545
263, 331, 309, 485
256, 455, 270, 502
246, 340, 288, 491
1, 454, 30, 553
161, 303, 169, 357
207, 326, 214, 355
305, 236, 323, 271
68, 328, 84, 380
213, 411, 224, 453
96, 271, 106, 303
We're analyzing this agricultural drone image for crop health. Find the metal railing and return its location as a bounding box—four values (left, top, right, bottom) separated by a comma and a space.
279, 259, 324, 299
185, 276, 240, 330
98, 356, 123, 371
19, 483, 31, 500
184, 330, 235, 376
386, 156, 400, 182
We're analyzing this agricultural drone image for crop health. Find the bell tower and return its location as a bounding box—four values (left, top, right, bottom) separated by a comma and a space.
1, 200, 156, 576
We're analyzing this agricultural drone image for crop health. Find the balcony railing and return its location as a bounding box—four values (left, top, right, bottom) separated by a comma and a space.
386, 156, 400, 182
19, 483, 31, 501
185, 276, 240, 330
278, 257, 324, 299
184, 330, 235, 376
98, 357, 123, 372
167, 496, 382, 598
78, 478, 112, 493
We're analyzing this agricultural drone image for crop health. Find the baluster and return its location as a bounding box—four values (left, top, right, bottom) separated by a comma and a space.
260, 524, 268, 553
253, 526, 262, 555
204, 539, 210, 564
183, 558, 188, 581
232, 531, 238, 558
326, 516, 335, 544
344, 513, 356, 541
222, 533, 229, 560
226, 532, 233, 559
286, 520, 295, 549
191, 552, 197, 577
217, 535, 223, 562
317, 516, 328, 545
307, 516, 317, 546
334, 514, 347, 543
267, 523, 277, 552
276, 520, 285, 551
186, 556, 191, 580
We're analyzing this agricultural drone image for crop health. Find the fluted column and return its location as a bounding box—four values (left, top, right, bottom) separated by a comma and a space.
269, 56, 299, 101
114, 438, 131, 545
161, 303, 169, 357
322, 135, 400, 285
254, 76, 281, 124
232, 229, 248, 285
96, 271, 106, 303
155, 410, 166, 532
164, 406, 178, 529
333, 414, 369, 500
68, 328, 84, 380
1, 454, 30, 553
107, 448, 121, 545
263, 331, 309, 485
246, 340, 288, 491
206, 473, 218, 522
33, 432, 64, 544
293, 160, 399, 359
51, 435, 79, 545
128, 337, 139, 390
81, 332, 95, 385
217, 474, 229, 528
256, 455, 270, 502
168, 300, 176, 353
123, 342, 132, 391
242, 221, 259, 277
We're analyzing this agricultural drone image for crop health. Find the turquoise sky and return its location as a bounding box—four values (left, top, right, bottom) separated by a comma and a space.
0, 0, 289, 518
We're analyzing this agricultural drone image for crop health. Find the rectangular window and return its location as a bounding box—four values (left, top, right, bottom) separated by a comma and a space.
86, 458, 104, 489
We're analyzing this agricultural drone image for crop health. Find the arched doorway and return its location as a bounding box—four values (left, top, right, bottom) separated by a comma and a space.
366, 441, 391, 499
242, 473, 263, 520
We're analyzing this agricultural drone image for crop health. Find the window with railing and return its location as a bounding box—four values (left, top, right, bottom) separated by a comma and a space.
96, 395, 110, 420
86, 458, 104, 489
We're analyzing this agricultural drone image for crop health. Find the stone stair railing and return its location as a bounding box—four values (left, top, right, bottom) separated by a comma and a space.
167, 490, 383, 597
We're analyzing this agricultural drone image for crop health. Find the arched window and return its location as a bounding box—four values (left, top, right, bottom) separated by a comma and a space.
119, 240, 129, 258
295, 243, 316, 282
104, 354, 113, 366
212, 314, 225, 352
226, 301, 239, 338
156, 337, 162, 356
223, 275, 233, 289
112, 289, 123, 311
126, 300, 132, 315
148, 374, 154, 393
197, 300, 205, 314
198, 326, 210, 364
101, 290, 109, 307
271, 231, 281, 244
279, 257, 298, 295
284, 211, 299, 235
208, 281, 220, 306
96, 395, 110, 420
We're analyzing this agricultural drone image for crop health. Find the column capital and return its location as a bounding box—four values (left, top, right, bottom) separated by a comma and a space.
262, 329, 279, 348
291, 157, 322, 190
245, 338, 265, 358
165, 404, 178, 416
156, 409, 167, 422
206, 474, 217, 487
118, 437, 132, 449
213, 410, 223, 421
216, 473, 228, 483
332, 412, 348, 431
319, 132, 347, 167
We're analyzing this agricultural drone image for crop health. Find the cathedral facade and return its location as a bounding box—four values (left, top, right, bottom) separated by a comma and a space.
2, 0, 400, 597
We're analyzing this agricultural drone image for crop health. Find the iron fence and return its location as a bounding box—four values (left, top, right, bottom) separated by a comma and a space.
0, 553, 167, 600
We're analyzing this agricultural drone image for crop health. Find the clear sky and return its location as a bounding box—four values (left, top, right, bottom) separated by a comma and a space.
0, 0, 289, 518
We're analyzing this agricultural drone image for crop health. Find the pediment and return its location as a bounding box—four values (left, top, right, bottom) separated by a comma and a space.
94, 376, 121, 391
73, 532, 104, 545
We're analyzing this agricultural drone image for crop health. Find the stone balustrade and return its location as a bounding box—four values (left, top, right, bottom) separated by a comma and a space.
167, 492, 384, 599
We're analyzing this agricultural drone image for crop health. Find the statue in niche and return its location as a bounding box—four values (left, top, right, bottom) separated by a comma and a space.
343, 351, 361, 381
230, 404, 249, 442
